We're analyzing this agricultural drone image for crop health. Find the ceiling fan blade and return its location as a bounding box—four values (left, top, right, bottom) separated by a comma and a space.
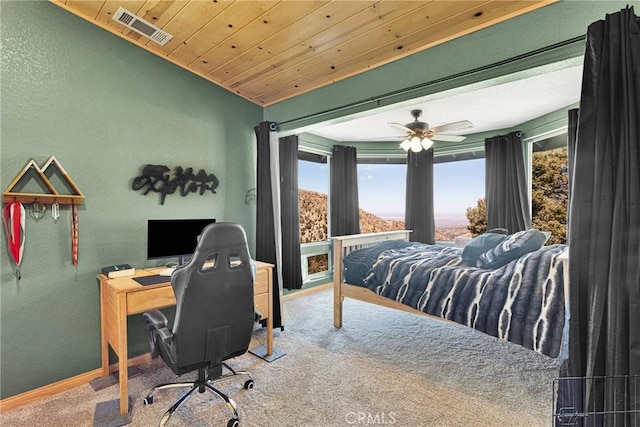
388, 122, 413, 133
373, 135, 406, 140
430, 120, 474, 134
431, 134, 467, 142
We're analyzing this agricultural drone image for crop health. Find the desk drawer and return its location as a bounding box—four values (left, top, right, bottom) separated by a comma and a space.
127, 286, 176, 315
255, 268, 269, 295
254, 292, 269, 319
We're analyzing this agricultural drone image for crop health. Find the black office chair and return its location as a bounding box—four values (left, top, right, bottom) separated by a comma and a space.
142, 222, 257, 427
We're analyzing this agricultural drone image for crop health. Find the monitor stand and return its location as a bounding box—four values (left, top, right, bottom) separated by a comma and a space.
178, 254, 193, 266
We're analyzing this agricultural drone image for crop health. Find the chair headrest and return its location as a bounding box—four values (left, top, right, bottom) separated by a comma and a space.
195, 222, 248, 253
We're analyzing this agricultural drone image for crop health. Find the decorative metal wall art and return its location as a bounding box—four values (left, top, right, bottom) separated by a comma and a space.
132, 165, 220, 205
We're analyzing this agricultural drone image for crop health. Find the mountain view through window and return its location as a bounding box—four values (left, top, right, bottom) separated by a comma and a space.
298, 158, 485, 247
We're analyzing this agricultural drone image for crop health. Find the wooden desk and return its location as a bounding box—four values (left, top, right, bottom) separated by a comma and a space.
98, 261, 274, 415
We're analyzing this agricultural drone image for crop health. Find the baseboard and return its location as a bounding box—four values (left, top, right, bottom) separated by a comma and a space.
0, 353, 152, 413
283, 282, 332, 300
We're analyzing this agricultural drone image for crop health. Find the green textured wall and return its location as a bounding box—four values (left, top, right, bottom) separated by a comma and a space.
0, 1, 261, 399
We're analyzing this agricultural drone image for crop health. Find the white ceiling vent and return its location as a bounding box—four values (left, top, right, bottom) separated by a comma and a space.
112, 7, 173, 46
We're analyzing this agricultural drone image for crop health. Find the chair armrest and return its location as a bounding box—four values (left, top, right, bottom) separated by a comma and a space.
143, 309, 167, 329
143, 309, 172, 358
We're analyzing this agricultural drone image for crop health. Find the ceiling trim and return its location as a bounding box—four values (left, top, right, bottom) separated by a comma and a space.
299, 100, 577, 163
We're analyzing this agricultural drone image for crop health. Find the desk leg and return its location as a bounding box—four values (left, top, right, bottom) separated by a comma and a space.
266, 269, 274, 356
256, 265, 273, 358
118, 364, 128, 415
99, 281, 110, 378
249, 298, 276, 361
99, 278, 130, 414
266, 311, 273, 356
117, 294, 129, 415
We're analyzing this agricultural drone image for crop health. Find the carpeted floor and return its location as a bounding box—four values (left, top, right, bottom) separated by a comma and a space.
0, 288, 562, 426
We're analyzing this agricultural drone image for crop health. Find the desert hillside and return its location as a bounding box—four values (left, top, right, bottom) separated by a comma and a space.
298, 190, 330, 244
299, 189, 470, 243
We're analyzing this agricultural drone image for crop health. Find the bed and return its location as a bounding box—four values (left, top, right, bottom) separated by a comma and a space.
332, 230, 569, 358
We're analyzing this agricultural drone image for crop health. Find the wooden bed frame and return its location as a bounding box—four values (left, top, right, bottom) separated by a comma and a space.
331, 230, 570, 329
332, 230, 442, 328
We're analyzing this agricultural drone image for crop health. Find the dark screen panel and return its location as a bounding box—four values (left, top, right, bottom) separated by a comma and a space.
147, 219, 215, 260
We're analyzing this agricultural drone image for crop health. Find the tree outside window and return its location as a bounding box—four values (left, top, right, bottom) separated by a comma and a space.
466, 147, 568, 243
531, 147, 568, 244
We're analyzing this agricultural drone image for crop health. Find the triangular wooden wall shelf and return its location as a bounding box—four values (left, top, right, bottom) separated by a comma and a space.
2, 156, 84, 205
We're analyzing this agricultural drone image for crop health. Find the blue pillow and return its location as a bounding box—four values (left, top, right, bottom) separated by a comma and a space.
461, 232, 507, 266
486, 227, 509, 235
476, 229, 548, 269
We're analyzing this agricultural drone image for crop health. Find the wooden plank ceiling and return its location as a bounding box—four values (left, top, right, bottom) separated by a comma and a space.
51, 0, 556, 106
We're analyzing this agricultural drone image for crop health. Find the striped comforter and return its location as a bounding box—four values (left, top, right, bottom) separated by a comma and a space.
360, 243, 567, 358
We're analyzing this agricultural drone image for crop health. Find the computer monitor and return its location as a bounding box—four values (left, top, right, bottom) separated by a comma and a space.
147, 218, 216, 264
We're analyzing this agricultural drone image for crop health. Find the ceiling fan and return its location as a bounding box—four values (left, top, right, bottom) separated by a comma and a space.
388, 109, 473, 152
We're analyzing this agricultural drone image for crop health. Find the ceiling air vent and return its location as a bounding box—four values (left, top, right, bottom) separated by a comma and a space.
112, 7, 173, 46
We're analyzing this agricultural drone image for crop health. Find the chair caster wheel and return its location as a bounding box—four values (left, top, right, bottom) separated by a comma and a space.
143, 396, 154, 405
244, 379, 254, 390
227, 418, 239, 427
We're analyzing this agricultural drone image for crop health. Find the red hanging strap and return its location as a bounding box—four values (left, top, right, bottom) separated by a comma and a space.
3, 201, 25, 279
71, 202, 78, 274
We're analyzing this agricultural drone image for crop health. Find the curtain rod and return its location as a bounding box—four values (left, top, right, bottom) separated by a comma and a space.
277, 35, 586, 129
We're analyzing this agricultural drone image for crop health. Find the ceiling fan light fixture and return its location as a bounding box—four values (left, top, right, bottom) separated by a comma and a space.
410, 136, 422, 152
421, 137, 434, 151
391, 110, 473, 153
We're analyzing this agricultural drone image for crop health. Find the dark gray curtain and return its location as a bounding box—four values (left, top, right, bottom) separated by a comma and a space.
567, 109, 579, 202
567, 109, 579, 229
565, 6, 640, 425
555, 108, 581, 427
255, 121, 283, 329
330, 145, 360, 236
405, 149, 435, 244
279, 135, 303, 290
484, 131, 531, 233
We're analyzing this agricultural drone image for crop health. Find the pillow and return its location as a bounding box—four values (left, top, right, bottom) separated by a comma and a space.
476, 229, 548, 269
486, 227, 509, 235
461, 232, 508, 266
343, 239, 414, 286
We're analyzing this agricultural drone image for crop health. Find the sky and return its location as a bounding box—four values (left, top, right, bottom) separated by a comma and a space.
298, 158, 485, 225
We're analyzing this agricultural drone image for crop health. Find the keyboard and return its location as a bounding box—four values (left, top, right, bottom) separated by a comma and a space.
133, 275, 171, 286
159, 267, 176, 277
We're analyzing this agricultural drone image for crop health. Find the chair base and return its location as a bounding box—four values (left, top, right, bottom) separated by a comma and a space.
143, 363, 253, 427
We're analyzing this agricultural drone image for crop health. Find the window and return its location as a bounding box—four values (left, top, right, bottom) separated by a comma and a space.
298, 158, 328, 244
298, 147, 485, 262
434, 158, 484, 244
354, 159, 485, 243
298, 155, 330, 279
531, 147, 568, 244
357, 163, 406, 232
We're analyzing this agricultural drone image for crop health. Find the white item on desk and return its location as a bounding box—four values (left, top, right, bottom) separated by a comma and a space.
102, 264, 135, 279
159, 267, 176, 277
